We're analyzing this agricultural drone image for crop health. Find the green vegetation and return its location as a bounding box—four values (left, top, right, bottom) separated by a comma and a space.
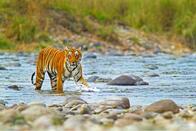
0, 0, 196, 50
0, 34, 14, 49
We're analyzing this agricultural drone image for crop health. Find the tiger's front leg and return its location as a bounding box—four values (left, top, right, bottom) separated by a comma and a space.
56, 74, 63, 93
72, 64, 89, 88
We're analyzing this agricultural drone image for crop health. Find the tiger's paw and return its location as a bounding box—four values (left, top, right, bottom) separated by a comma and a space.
76, 84, 100, 92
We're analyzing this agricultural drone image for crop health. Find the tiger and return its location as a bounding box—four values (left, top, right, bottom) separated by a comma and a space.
31, 47, 89, 93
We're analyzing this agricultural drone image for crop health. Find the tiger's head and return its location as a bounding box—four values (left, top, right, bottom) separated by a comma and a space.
65, 47, 82, 70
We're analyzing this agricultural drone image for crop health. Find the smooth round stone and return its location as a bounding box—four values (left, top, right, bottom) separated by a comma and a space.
179, 110, 193, 119
144, 99, 180, 113
99, 97, 130, 109
100, 118, 114, 126
79, 104, 91, 114
0, 104, 6, 111
143, 112, 158, 119
33, 115, 64, 128
0, 109, 18, 123
192, 107, 196, 112
0, 100, 7, 106
21, 106, 49, 121
162, 111, 173, 119
63, 115, 87, 129
64, 100, 87, 108
33, 115, 53, 129
114, 118, 134, 127
0, 66, 7, 70
28, 102, 46, 107
7, 85, 22, 91
123, 113, 143, 121
107, 75, 148, 86
144, 72, 159, 77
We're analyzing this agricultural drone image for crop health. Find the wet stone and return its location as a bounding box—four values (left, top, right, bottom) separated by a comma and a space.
144, 99, 180, 113
0, 100, 7, 106
7, 85, 23, 91
84, 53, 97, 59
179, 110, 193, 119
28, 102, 46, 107
78, 104, 91, 114
144, 72, 160, 77
63, 96, 87, 106
0, 66, 7, 70
99, 97, 130, 109
143, 112, 158, 119
144, 64, 159, 70
108, 75, 148, 86
21, 105, 49, 121
87, 76, 112, 83
162, 111, 173, 119
0, 104, 6, 111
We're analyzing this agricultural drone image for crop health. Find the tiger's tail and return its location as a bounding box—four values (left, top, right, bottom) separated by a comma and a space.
31, 72, 36, 85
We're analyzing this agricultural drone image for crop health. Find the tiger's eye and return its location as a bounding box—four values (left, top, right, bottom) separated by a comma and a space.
75, 51, 79, 59
68, 52, 72, 59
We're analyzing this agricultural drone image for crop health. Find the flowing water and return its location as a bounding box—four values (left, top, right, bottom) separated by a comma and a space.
0, 52, 196, 106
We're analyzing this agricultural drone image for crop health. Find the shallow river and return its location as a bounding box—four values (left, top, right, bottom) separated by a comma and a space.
0, 52, 195, 106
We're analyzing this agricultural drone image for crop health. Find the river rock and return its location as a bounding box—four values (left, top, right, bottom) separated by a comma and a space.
33, 115, 53, 129
143, 112, 158, 119
123, 113, 143, 121
21, 105, 49, 121
7, 85, 22, 91
0, 109, 18, 123
114, 118, 135, 127
162, 111, 173, 119
87, 76, 112, 83
100, 118, 114, 126
0, 104, 6, 111
63, 96, 87, 106
33, 114, 64, 129
78, 104, 91, 114
179, 110, 193, 119
0, 66, 7, 70
84, 53, 97, 59
144, 64, 159, 70
28, 102, 46, 107
63, 115, 88, 129
99, 97, 130, 109
0, 100, 7, 106
107, 75, 148, 86
11, 103, 28, 112
144, 72, 159, 77
144, 99, 180, 113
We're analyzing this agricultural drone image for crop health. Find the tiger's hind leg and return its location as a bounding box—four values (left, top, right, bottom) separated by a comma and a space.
35, 70, 45, 90
48, 72, 57, 91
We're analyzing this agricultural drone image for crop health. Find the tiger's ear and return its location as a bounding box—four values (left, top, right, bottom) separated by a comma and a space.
78, 47, 82, 51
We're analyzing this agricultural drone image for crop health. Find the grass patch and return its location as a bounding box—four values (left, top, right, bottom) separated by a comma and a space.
0, 0, 196, 50
0, 34, 14, 49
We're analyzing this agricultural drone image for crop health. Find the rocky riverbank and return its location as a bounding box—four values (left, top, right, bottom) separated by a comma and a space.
0, 97, 195, 131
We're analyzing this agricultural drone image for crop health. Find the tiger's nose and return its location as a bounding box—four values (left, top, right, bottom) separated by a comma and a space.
71, 62, 77, 66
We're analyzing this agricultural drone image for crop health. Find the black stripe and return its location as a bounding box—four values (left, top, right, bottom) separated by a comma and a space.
31, 72, 36, 85
76, 75, 82, 82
